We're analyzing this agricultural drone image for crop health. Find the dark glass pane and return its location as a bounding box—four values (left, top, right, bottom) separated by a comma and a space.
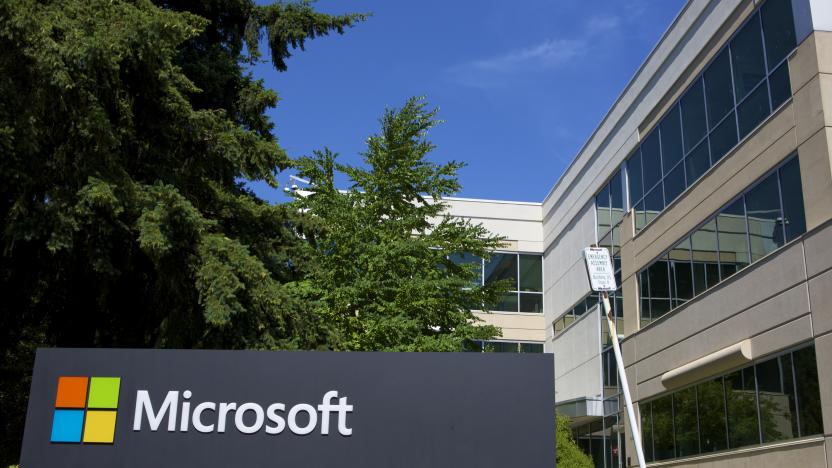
648, 259, 670, 299
644, 184, 664, 226
485, 341, 518, 353
778, 157, 806, 241
489, 293, 518, 312
642, 403, 655, 462
573, 299, 586, 316
520, 342, 543, 353
681, 78, 708, 153
737, 82, 771, 138
793, 346, 823, 436
732, 14, 767, 100
589, 421, 605, 464
610, 170, 625, 226
586, 293, 599, 313
710, 111, 738, 163
664, 160, 686, 205
756, 355, 797, 442
691, 221, 719, 294
716, 198, 750, 280
463, 340, 483, 352
652, 396, 675, 460
628, 150, 645, 205
746, 173, 784, 262
518, 254, 542, 291
769, 62, 791, 110
698, 378, 728, 453
449, 252, 482, 287
674, 387, 699, 457
685, 140, 711, 185
597, 184, 611, 239
725, 367, 760, 448
484, 253, 517, 287
705, 49, 735, 127
669, 238, 693, 305
642, 131, 663, 191
519, 293, 543, 313
635, 201, 647, 232
661, 105, 685, 173
761, 0, 796, 70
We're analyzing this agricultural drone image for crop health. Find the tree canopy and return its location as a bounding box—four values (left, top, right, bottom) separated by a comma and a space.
294, 97, 505, 352
0, 0, 363, 462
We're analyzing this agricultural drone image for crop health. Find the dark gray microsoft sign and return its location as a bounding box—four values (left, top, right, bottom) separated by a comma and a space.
21, 348, 555, 467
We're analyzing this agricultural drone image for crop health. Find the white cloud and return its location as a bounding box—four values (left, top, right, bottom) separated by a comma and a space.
586, 15, 621, 34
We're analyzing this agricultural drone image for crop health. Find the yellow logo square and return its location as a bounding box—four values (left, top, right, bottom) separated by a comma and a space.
82, 410, 117, 444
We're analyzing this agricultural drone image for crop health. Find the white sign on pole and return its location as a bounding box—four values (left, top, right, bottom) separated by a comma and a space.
583, 247, 617, 292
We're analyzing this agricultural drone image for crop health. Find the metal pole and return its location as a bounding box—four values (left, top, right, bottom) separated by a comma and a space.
602, 292, 646, 468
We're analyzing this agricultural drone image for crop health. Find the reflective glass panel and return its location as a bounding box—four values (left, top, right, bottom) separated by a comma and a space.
779, 157, 806, 242
732, 14, 767, 100
518, 254, 542, 291
519, 293, 543, 313
698, 378, 728, 453
644, 184, 665, 226
716, 198, 750, 280
652, 395, 675, 460
685, 140, 711, 185
489, 293, 518, 312
761, 0, 796, 70
756, 355, 797, 442
737, 81, 770, 138
769, 62, 791, 111
642, 131, 663, 192
520, 342, 543, 353
597, 184, 611, 239
710, 111, 738, 163
664, 160, 686, 205
681, 78, 708, 153
628, 150, 644, 205
484, 253, 517, 287
725, 367, 760, 448
448, 252, 482, 287
793, 346, 823, 436
705, 49, 735, 127
661, 105, 685, 173
746, 173, 784, 262
669, 238, 694, 306
674, 387, 699, 457
610, 170, 625, 226
485, 341, 518, 353
642, 403, 655, 462
691, 221, 719, 294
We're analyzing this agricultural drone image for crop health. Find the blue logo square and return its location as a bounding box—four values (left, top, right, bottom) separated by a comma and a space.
51, 409, 84, 443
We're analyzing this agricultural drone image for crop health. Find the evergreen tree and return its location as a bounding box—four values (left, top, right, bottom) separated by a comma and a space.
294, 97, 505, 352
0, 0, 363, 462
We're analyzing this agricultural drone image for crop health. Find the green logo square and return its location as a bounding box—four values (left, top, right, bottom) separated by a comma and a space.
87, 377, 121, 409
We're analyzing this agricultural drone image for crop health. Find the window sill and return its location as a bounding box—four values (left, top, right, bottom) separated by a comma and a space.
646, 435, 825, 467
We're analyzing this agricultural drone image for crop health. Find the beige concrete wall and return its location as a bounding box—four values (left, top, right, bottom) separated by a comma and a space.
472, 312, 546, 342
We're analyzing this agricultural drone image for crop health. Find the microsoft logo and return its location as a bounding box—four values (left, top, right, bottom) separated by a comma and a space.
50, 376, 121, 444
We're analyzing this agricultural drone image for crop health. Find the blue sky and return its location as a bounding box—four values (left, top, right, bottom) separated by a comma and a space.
248, 0, 686, 203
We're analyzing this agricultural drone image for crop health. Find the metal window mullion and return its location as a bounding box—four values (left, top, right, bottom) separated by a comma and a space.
671, 393, 678, 458
753, 365, 764, 444
727, 39, 743, 151
695, 385, 702, 454
699, 73, 715, 168
515, 253, 521, 312
722, 376, 730, 449
742, 194, 753, 266
757, 12, 775, 114
790, 351, 802, 437
775, 165, 788, 244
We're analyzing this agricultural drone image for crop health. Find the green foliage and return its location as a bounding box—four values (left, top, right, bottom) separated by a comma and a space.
294, 97, 505, 351
556, 414, 594, 468
0, 0, 362, 463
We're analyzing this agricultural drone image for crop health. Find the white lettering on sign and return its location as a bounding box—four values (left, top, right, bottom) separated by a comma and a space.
583, 247, 617, 292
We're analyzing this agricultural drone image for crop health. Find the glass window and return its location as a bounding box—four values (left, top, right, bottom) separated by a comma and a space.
628, 150, 644, 205
746, 173, 784, 262
642, 132, 663, 192
725, 367, 760, 448
635, 200, 647, 232
769, 62, 791, 111
761, 0, 796, 70
449, 252, 482, 287
644, 184, 665, 225
709, 111, 738, 164
705, 49, 736, 127
737, 79, 771, 138
778, 157, 806, 241
661, 105, 685, 174
697, 378, 728, 453
652, 395, 675, 460
484, 253, 516, 286
641, 403, 655, 462
716, 198, 750, 280
489, 293, 518, 312
756, 355, 798, 442
685, 140, 711, 185
520, 342, 543, 353
691, 221, 719, 295
610, 170, 625, 226
669, 238, 693, 306
732, 14, 767, 100
674, 387, 699, 457
518, 254, 542, 292
596, 184, 611, 239
485, 341, 518, 353
681, 78, 708, 153
792, 346, 823, 436
519, 293, 542, 313
664, 161, 686, 205
647, 259, 671, 321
